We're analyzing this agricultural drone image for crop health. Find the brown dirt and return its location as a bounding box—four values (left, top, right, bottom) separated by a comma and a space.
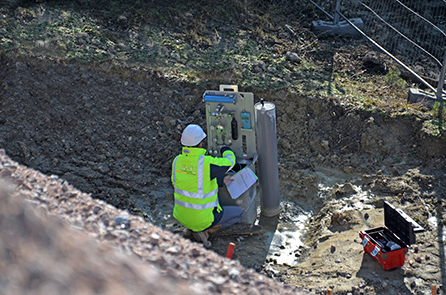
1, 1, 446, 294
1, 53, 445, 294
0, 151, 304, 295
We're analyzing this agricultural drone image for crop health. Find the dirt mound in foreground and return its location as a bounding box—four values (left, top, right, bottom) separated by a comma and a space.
0, 150, 306, 295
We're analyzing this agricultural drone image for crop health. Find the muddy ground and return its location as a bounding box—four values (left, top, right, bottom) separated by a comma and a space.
0, 151, 306, 295
1, 1, 446, 294
1, 53, 446, 294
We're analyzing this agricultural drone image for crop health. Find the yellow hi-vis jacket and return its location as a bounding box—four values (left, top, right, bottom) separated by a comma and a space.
171, 146, 235, 232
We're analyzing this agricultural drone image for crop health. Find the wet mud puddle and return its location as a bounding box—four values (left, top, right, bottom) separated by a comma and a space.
133, 173, 375, 270
261, 183, 374, 267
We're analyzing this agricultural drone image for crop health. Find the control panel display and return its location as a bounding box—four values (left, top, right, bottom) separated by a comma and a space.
203, 85, 256, 161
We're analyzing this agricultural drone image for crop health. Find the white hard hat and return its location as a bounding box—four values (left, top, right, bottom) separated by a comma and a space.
181, 124, 207, 146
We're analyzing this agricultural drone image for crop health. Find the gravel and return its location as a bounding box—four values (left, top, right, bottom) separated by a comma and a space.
0, 150, 306, 295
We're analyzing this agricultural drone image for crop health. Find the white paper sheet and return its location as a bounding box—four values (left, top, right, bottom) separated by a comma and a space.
225, 167, 258, 199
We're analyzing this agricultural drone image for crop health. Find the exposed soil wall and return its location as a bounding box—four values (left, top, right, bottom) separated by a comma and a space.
1, 54, 446, 294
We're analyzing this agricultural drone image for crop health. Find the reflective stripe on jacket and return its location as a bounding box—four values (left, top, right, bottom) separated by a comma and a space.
171, 146, 235, 232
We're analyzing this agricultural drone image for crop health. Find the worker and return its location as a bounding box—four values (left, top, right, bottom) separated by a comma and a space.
171, 124, 243, 247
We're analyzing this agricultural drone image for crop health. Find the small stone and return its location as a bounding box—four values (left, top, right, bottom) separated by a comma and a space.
330, 245, 336, 253
217, 268, 229, 276
166, 246, 179, 254
335, 258, 342, 263
208, 276, 226, 286
351, 286, 360, 295
115, 216, 130, 229
321, 140, 329, 149
285, 52, 301, 63
382, 282, 387, 288
149, 233, 160, 245
410, 281, 416, 288
36, 204, 49, 216
415, 257, 422, 263
413, 245, 419, 253
191, 248, 201, 257
229, 268, 240, 277
104, 232, 118, 240
425, 254, 430, 260
364, 213, 369, 220
93, 206, 102, 214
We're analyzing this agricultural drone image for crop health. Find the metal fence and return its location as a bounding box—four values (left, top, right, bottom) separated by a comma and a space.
308, 0, 446, 99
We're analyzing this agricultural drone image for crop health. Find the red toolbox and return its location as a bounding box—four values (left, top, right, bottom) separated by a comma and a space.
359, 201, 424, 270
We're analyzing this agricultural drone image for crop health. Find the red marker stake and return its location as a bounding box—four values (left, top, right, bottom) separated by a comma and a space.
226, 243, 235, 259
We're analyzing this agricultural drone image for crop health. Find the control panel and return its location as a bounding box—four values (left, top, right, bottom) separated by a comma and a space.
203, 85, 256, 164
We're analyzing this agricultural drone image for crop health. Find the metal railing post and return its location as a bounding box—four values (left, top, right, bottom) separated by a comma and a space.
334, 0, 341, 25
436, 47, 446, 125
436, 47, 446, 101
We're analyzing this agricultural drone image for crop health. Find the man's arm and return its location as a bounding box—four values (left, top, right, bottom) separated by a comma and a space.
210, 164, 231, 179
210, 146, 235, 184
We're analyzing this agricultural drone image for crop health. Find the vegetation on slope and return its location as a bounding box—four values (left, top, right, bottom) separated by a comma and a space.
1, 0, 445, 134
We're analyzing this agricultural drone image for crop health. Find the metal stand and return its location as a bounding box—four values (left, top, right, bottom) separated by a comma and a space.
436, 48, 446, 124
255, 100, 280, 217
310, 0, 364, 36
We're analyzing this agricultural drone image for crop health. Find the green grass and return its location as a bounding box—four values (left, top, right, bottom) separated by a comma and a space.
421, 119, 446, 137
384, 66, 406, 89
0, 0, 437, 124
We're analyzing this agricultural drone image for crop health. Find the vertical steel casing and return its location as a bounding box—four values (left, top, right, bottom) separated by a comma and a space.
255, 101, 280, 217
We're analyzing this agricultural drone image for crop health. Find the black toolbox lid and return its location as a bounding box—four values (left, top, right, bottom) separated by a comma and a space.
384, 201, 424, 246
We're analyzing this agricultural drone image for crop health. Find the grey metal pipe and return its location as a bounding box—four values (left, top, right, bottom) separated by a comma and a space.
436, 47, 446, 101
255, 100, 280, 217
334, 0, 341, 25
